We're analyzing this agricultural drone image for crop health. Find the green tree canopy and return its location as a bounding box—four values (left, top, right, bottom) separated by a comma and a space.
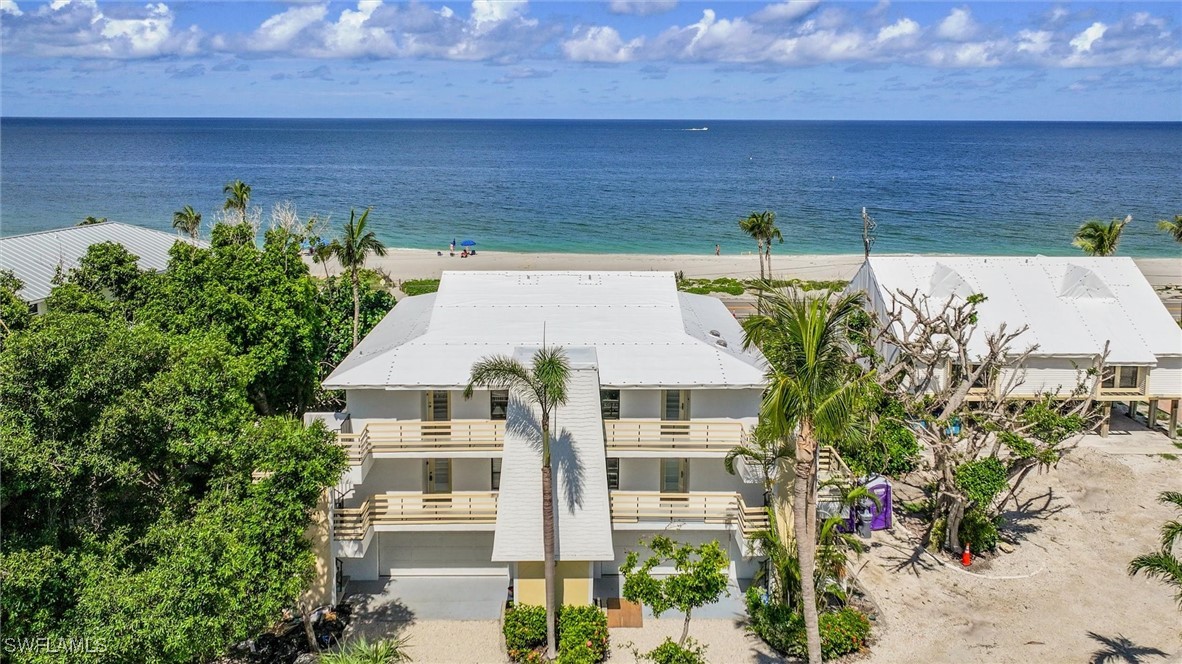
1072, 215, 1130, 256
0, 224, 346, 663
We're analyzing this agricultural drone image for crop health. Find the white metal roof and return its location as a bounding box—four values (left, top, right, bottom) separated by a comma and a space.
493, 354, 614, 561
325, 271, 767, 389
851, 256, 1182, 365
0, 222, 205, 302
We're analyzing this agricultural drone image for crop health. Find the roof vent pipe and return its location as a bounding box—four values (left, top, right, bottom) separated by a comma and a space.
709, 329, 721, 337
716, 339, 728, 348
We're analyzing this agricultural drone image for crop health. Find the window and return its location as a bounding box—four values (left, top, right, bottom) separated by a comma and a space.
952, 363, 989, 391
606, 458, 620, 490
491, 458, 502, 491
1101, 366, 1143, 391
600, 390, 620, 420
490, 390, 509, 420
662, 390, 689, 420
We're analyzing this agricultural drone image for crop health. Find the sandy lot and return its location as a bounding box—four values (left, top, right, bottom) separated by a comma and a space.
860, 440, 1182, 664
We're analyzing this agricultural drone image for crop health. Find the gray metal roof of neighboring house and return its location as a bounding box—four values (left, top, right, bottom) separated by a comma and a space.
0, 221, 206, 302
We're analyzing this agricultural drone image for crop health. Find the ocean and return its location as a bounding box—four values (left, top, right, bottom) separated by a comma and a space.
1, 118, 1179, 256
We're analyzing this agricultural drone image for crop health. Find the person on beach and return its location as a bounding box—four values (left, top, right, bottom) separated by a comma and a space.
715, 244, 720, 256
450, 239, 456, 255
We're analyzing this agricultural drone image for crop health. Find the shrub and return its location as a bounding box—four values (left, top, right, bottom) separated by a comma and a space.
954, 457, 1008, 508
400, 278, 440, 296
321, 636, 412, 664
557, 605, 609, 664
504, 604, 546, 662
643, 637, 708, 664
503, 604, 609, 664
839, 397, 920, 477
746, 592, 871, 661
958, 508, 1002, 552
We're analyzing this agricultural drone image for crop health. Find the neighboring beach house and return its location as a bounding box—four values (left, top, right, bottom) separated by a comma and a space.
0, 221, 204, 313
311, 270, 770, 607
848, 256, 1182, 438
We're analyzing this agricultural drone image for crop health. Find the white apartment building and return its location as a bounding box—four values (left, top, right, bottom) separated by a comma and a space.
313, 271, 770, 606
849, 256, 1182, 437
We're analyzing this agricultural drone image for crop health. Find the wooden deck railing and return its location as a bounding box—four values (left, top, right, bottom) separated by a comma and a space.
334, 491, 499, 540
817, 446, 852, 481
604, 419, 745, 453
337, 420, 505, 462
609, 491, 768, 537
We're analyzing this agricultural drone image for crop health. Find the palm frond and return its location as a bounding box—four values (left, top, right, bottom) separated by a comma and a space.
464, 356, 532, 399
1130, 551, 1182, 607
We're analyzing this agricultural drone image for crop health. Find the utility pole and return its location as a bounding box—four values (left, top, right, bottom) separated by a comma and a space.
861, 207, 877, 261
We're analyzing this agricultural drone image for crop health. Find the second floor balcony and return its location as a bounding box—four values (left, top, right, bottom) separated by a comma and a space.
604, 419, 747, 456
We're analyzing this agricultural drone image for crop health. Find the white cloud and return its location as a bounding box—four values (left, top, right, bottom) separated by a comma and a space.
563, 25, 642, 63
0, 0, 200, 58
936, 7, 976, 41
751, 0, 819, 24
877, 18, 919, 43
248, 4, 329, 52
1015, 29, 1051, 55
471, 0, 529, 31
607, 0, 677, 16
1069, 22, 1106, 53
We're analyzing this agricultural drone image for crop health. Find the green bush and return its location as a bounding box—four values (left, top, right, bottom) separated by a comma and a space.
557, 605, 609, 664
839, 397, 919, 477
958, 508, 1002, 552
746, 592, 871, 661
504, 604, 546, 661
400, 278, 440, 296
503, 604, 609, 664
954, 457, 1009, 508
643, 637, 708, 664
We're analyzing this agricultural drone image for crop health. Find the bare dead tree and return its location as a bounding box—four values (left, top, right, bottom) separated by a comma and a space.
861, 288, 1106, 552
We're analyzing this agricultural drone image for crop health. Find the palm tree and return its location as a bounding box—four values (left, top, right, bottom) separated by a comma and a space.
172, 205, 202, 239
330, 208, 387, 347
1073, 215, 1131, 256
742, 287, 868, 664
1129, 491, 1182, 608
77, 216, 107, 226
309, 234, 334, 279
464, 347, 570, 660
725, 418, 792, 497
738, 211, 781, 279
1157, 214, 1182, 244
223, 179, 252, 223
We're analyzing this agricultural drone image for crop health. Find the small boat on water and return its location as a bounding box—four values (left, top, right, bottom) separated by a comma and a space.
683, 127, 708, 131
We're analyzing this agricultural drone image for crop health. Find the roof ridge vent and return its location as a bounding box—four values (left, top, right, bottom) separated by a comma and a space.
708, 329, 721, 337
715, 339, 728, 348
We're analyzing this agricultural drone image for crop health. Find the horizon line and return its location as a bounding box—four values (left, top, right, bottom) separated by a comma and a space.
2, 116, 1179, 123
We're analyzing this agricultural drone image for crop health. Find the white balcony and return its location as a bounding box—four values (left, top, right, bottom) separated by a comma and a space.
609, 490, 768, 539
335, 491, 500, 542
604, 419, 746, 457
338, 420, 505, 463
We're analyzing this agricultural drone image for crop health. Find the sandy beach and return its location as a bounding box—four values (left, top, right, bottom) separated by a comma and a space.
309, 249, 1182, 289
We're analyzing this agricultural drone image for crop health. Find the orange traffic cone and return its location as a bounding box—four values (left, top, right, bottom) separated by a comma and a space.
962, 542, 972, 567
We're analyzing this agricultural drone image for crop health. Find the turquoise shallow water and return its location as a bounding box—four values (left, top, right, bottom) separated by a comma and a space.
1, 118, 1179, 257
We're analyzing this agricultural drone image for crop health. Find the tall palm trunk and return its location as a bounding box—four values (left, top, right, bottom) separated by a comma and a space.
541, 415, 558, 660
765, 243, 773, 279
795, 425, 821, 664
350, 265, 361, 347
757, 239, 766, 280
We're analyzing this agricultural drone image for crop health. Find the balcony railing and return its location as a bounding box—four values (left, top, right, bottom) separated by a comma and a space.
335, 491, 499, 540
337, 420, 505, 462
604, 419, 746, 454
609, 491, 768, 537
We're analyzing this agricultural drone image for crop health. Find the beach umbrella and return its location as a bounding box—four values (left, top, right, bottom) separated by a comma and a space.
460, 239, 476, 247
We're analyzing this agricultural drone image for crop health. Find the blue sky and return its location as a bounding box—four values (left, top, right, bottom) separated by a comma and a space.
1, 1, 1179, 119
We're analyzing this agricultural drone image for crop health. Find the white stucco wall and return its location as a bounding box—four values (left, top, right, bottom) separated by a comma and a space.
452, 389, 492, 419
341, 538, 380, 580
620, 390, 661, 418
690, 389, 761, 419
689, 459, 763, 505
453, 458, 493, 492
345, 389, 421, 423
618, 459, 660, 491
1149, 357, 1182, 398
604, 529, 759, 580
